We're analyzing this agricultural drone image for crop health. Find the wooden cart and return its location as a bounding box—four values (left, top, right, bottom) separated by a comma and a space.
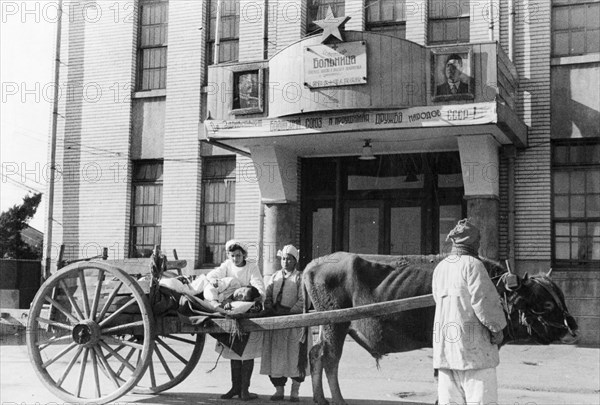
26, 249, 434, 404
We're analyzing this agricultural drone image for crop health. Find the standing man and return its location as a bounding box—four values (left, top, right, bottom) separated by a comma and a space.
432, 219, 506, 404
436, 53, 469, 95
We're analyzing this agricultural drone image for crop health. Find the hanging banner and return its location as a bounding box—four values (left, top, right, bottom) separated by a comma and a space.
304, 41, 367, 88
204, 102, 498, 140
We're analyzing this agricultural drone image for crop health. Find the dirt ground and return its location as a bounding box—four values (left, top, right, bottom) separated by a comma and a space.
1, 331, 598, 405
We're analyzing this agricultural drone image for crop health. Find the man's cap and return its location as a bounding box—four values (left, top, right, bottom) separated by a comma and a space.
277, 245, 299, 261
446, 218, 480, 249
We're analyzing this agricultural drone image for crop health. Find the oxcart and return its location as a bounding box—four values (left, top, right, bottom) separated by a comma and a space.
26, 248, 434, 404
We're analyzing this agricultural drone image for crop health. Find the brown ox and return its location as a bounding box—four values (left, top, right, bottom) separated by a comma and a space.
303, 252, 578, 405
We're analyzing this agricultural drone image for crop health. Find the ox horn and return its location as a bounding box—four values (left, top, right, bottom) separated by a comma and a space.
504, 260, 514, 274
546, 268, 553, 278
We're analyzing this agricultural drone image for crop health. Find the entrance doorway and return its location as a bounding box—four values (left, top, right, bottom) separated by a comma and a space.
301, 152, 465, 264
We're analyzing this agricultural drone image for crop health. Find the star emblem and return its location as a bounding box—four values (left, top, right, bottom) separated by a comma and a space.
314, 6, 351, 43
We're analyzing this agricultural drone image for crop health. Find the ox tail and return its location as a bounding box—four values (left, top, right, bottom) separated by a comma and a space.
297, 276, 311, 378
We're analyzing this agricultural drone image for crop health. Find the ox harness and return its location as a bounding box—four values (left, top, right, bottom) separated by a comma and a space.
495, 273, 576, 341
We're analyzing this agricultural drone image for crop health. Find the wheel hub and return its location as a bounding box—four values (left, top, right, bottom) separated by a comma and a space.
72, 320, 100, 347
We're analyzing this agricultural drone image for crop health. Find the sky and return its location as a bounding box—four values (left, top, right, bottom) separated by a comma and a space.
1, 0, 57, 230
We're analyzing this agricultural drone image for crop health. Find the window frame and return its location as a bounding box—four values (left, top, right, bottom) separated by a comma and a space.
207, 0, 240, 65
137, 0, 169, 91
551, 0, 600, 57
427, 0, 470, 45
551, 139, 600, 270
200, 157, 237, 266
130, 160, 164, 258
365, 0, 407, 39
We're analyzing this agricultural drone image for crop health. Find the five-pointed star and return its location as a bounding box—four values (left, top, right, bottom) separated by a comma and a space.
314, 6, 351, 43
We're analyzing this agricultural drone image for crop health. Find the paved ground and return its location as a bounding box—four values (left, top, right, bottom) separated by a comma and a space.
1, 330, 598, 405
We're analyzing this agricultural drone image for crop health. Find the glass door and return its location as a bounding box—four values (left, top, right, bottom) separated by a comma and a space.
345, 201, 384, 254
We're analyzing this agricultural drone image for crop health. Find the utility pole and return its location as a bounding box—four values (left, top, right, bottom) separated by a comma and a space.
44, 0, 63, 279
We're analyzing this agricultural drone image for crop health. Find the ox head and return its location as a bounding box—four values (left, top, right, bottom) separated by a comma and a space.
496, 267, 578, 345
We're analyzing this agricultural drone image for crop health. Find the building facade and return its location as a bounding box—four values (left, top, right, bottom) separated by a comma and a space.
46, 0, 599, 344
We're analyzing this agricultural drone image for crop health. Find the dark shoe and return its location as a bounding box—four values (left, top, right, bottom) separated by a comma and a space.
221, 360, 242, 399
270, 385, 284, 401
240, 360, 258, 401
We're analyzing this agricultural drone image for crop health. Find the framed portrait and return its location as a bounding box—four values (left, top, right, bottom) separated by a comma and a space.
232, 69, 264, 115
431, 47, 474, 102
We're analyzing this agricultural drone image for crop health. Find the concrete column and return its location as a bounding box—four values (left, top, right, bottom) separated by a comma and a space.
263, 203, 297, 276
466, 196, 499, 260
458, 134, 500, 260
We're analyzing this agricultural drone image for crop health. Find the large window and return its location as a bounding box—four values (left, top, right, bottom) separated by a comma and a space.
307, 0, 345, 35
366, 0, 407, 39
428, 0, 470, 45
552, 140, 600, 269
131, 161, 163, 258
201, 158, 236, 265
207, 0, 240, 65
138, 0, 168, 91
552, 0, 600, 57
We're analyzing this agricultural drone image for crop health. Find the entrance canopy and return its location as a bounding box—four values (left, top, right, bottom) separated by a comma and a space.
201, 100, 527, 157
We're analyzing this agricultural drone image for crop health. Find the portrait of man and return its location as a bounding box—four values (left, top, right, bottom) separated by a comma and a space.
432, 50, 473, 100
233, 71, 260, 111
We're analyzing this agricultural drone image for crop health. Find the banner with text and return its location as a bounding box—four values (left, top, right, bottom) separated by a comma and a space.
204, 103, 498, 139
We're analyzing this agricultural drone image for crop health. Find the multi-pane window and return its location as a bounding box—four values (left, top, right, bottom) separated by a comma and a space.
131, 161, 163, 258
207, 0, 240, 65
307, 0, 345, 35
552, 140, 600, 269
428, 0, 470, 44
201, 158, 236, 265
552, 0, 600, 57
138, 0, 168, 90
366, 0, 407, 39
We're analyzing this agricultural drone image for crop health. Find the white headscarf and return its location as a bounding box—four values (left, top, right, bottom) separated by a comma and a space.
277, 245, 299, 261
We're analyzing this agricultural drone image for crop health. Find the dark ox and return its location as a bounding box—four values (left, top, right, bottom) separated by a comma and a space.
303, 252, 578, 405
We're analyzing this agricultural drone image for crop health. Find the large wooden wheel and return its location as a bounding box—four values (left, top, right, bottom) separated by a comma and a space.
26, 262, 154, 404
133, 332, 205, 394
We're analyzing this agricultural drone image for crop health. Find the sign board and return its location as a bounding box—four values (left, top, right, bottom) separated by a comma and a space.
205, 103, 498, 139
304, 41, 367, 88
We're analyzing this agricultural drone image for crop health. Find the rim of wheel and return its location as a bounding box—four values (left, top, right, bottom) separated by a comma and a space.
26, 262, 154, 404
133, 332, 205, 394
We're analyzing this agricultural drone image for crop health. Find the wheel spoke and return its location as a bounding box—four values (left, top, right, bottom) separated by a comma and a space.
96, 280, 123, 323
78, 272, 91, 318
59, 279, 85, 321
164, 334, 196, 345
56, 345, 83, 387
156, 337, 188, 364
93, 346, 121, 390
102, 335, 144, 351
115, 347, 136, 378
91, 348, 101, 397
148, 358, 157, 388
42, 342, 78, 369
76, 348, 89, 397
101, 320, 145, 334
43, 295, 79, 324
35, 316, 73, 331
98, 341, 136, 372
98, 298, 138, 328
154, 344, 175, 380
37, 335, 73, 350
90, 269, 105, 321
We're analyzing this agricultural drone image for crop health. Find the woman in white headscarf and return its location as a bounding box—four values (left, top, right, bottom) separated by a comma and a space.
207, 240, 265, 401
260, 245, 310, 402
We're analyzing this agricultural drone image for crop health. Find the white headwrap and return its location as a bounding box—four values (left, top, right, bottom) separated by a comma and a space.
225, 239, 248, 255
277, 244, 299, 261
